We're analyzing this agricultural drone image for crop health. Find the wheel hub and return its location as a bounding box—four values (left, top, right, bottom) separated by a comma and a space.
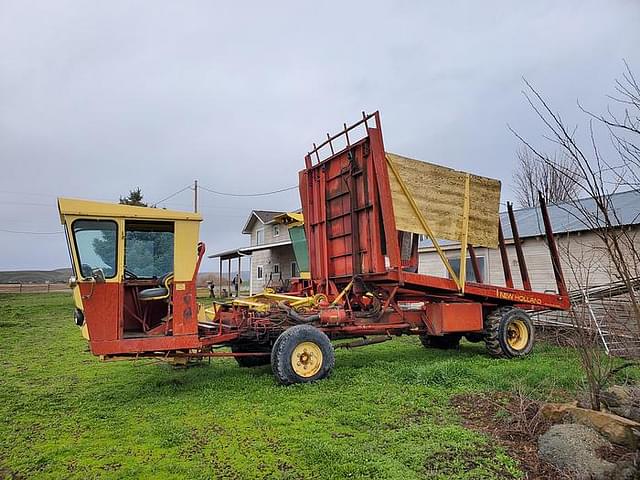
506, 318, 529, 351
291, 341, 323, 377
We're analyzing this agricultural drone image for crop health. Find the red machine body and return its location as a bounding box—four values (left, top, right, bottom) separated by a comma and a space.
60, 111, 570, 369
297, 111, 570, 339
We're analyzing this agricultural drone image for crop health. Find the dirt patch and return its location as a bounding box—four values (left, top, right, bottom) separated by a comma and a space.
451, 392, 636, 479
452, 392, 561, 479
0, 465, 24, 480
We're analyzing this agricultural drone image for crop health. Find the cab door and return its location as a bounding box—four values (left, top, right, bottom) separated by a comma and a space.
63, 217, 122, 348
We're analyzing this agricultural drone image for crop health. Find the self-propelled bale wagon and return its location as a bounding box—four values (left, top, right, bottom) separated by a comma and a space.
58, 112, 570, 384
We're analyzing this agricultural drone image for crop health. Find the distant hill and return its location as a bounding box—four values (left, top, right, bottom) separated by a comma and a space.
0, 268, 73, 284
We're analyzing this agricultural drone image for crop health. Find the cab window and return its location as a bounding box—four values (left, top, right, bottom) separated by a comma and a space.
125, 221, 174, 279
72, 220, 118, 279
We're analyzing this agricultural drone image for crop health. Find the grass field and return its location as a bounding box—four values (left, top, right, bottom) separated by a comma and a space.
1, 293, 636, 479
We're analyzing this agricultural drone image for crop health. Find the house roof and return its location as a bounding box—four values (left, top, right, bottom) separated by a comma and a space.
418, 189, 640, 250
208, 239, 293, 259
499, 189, 640, 239
241, 210, 286, 234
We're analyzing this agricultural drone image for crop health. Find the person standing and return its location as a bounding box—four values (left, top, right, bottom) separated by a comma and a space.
231, 273, 242, 297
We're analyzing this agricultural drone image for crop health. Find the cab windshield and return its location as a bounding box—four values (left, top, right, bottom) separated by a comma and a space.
72, 220, 118, 278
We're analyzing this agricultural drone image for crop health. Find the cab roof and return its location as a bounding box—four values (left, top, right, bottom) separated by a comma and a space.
57, 197, 203, 223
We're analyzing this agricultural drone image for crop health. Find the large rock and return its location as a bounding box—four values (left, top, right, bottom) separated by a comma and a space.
603, 385, 635, 408
539, 401, 577, 422
540, 402, 640, 449
570, 407, 640, 450
603, 385, 640, 423
538, 423, 615, 480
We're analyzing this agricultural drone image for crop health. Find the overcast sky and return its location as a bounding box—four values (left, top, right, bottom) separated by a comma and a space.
1, 1, 639, 271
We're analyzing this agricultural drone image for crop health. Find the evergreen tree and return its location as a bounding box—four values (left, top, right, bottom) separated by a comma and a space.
119, 188, 147, 206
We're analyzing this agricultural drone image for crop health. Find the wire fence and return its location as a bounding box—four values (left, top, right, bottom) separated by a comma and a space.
0, 283, 70, 294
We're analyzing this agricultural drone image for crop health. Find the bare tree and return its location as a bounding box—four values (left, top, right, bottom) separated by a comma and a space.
511, 63, 640, 333
510, 63, 640, 410
512, 147, 578, 207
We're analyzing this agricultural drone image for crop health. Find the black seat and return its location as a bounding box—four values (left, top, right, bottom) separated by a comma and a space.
139, 273, 174, 302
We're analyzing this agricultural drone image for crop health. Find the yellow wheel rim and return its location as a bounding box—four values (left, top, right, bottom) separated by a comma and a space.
506, 318, 529, 351
291, 341, 323, 378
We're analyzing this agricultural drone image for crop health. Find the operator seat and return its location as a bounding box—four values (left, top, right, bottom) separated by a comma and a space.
139, 272, 174, 302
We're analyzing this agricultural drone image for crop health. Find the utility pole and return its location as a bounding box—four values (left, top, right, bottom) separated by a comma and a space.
194, 179, 198, 213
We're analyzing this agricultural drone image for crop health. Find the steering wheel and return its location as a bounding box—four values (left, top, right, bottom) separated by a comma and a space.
124, 267, 139, 279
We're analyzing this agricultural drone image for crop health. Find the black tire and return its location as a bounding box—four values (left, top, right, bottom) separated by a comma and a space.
271, 325, 335, 385
231, 342, 271, 368
419, 334, 461, 349
484, 307, 534, 358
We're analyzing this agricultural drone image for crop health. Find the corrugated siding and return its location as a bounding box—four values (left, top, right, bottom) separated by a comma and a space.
419, 227, 640, 292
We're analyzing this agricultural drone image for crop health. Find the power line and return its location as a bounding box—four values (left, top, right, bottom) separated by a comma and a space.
0, 228, 63, 235
199, 184, 298, 197
151, 185, 193, 207
0, 201, 56, 208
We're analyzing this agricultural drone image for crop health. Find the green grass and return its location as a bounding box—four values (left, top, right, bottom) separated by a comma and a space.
0, 293, 635, 479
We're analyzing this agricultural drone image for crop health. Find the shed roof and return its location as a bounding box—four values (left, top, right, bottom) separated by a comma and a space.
418, 189, 640, 249
499, 189, 640, 239
208, 239, 293, 259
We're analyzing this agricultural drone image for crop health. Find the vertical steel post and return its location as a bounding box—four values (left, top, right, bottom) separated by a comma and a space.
498, 220, 514, 288
194, 180, 198, 213
538, 192, 568, 298
237, 256, 241, 297
507, 202, 532, 291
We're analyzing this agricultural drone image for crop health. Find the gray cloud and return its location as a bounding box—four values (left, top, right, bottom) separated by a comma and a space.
1, 0, 639, 270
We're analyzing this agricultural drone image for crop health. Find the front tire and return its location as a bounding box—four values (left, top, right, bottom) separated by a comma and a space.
271, 325, 335, 385
484, 307, 534, 358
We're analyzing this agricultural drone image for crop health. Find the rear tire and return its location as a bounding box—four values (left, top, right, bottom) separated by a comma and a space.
231, 342, 271, 368
484, 307, 534, 358
271, 325, 334, 385
419, 334, 461, 349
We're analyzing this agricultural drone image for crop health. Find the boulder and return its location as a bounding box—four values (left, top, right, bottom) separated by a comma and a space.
538, 423, 615, 480
540, 401, 640, 449
603, 385, 640, 423
539, 401, 577, 423
602, 385, 635, 408
570, 407, 640, 450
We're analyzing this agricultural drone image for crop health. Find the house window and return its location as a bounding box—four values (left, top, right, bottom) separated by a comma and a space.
257, 265, 263, 279
256, 229, 264, 245
273, 225, 280, 237
291, 262, 299, 277
448, 256, 485, 282
273, 264, 280, 274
